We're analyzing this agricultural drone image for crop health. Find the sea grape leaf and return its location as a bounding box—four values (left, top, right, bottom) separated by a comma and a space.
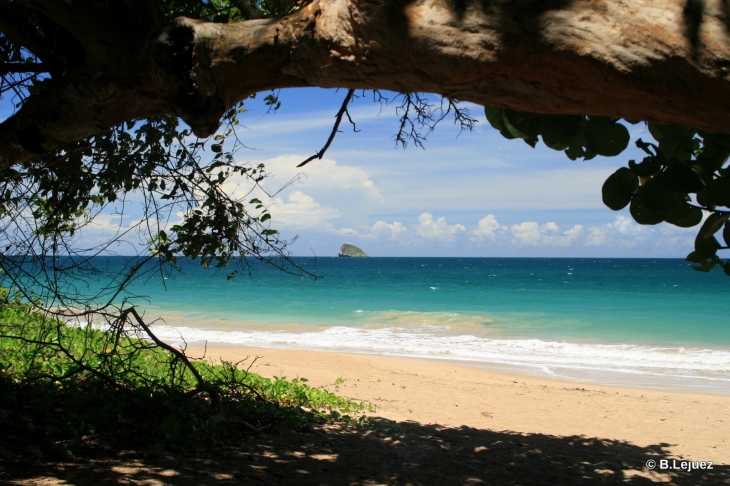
697, 213, 730, 240
602, 168, 638, 210
663, 206, 703, 228
539, 115, 581, 151
695, 233, 720, 257
484, 107, 517, 140
649, 123, 696, 164
502, 109, 540, 147
648, 123, 690, 143
703, 178, 730, 207
630, 194, 664, 225
584, 118, 630, 157
662, 163, 704, 193
689, 257, 718, 272
628, 157, 662, 177
639, 178, 683, 212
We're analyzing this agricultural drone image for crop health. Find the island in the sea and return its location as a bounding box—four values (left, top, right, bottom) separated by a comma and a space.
338, 244, 369, 257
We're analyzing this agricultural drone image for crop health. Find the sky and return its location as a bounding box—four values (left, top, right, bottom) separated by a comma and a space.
200, 88, 696, 258
1, 87, 700, 258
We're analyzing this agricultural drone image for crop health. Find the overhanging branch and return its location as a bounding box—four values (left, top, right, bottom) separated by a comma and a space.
0, 63, 47, 75
4, 0, 730, 170
297, 88, 356, 168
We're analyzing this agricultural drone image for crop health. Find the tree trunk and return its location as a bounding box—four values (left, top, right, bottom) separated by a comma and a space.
3, 0, 730, 169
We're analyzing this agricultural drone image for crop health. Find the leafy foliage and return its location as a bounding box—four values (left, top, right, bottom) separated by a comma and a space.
0, 289, 370, 465
485, 107, 730, 275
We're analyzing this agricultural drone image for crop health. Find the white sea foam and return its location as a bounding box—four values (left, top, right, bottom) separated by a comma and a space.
151, 324, 730, 389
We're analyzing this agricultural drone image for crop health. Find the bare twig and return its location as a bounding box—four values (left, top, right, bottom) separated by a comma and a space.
297, 89, 356, 167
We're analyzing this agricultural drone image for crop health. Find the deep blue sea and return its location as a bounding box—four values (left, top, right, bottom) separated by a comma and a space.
51, 257, 730, 393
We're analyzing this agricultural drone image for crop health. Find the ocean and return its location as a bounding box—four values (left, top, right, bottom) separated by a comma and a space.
48, 257, 730, 394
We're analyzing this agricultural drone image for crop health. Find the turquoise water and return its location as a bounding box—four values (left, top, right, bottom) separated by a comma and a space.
40, 257, 730, 393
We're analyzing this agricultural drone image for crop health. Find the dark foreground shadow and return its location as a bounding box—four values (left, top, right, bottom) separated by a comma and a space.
2, 417, 727, 485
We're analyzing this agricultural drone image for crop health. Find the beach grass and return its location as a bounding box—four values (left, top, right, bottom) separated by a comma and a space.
0, 289, 370, 467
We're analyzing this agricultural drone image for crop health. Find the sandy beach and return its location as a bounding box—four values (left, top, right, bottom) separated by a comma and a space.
7, 346, 729, 485
192, 346, 729, 464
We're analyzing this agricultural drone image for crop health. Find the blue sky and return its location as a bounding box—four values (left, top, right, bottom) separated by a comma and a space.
1, 88, 699, 258
210, 88, 696, 258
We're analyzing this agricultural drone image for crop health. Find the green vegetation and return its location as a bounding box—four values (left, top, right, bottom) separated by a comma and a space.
485, 108, 730, 275
0, 289, 371, 467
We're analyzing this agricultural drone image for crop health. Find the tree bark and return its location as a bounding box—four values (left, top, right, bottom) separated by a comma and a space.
3, 0, 730, 169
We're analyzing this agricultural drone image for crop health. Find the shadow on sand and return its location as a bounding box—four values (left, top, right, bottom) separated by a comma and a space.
2, 416, 727, 485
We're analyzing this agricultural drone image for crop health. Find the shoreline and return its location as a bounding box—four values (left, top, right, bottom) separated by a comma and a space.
170, 332, 730, 396
187, 345, 730, 464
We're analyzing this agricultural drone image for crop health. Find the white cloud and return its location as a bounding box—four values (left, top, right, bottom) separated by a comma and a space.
585, 227, 607, 246
416, 213, 465, 243
582, 214, 695, 251
509, 222, 544, 246
471, 214, 502, 241
268, 191, 340, 230
261, 156, 383, 203
370, 220, 408, 240
607, 215, 647, 236
506, 221, 583, 247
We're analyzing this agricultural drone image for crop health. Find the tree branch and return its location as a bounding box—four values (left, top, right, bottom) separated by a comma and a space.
297, 88, 356, 167
4, 0, 730, 169
0, 63, 47, 75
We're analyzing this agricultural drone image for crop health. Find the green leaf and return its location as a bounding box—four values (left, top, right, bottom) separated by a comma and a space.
210, 143, 223, 153
662, 163, 704, 193
663, 206, 703, 228
640, 178, 686, 212
648, 123, 693, 143
695, 233, 720, 258
539, 115, 581, 150
484, 107, 517, 140
584, 118, 630, 157
249, 198, 262, 204
703, 178, 730, 207
502, 109, 540, 147
696, 213, 729, 240
602, 168, 639, 210
260, 213, 271, 222
630, 194, 664, 225
628, 157, 662, 177
690, 258, 717, 272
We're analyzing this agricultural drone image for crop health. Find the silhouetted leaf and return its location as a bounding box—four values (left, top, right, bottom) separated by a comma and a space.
697, 213, 729, 240
602, 168, 638, 210
630, 194, 663, 225
703, 178, 730, 207
662, 163, 704, 193
663, 206, 703, 228
639, 178, 683, 212
585, 118, 630, 157
539, 115, 581, 150
628, 157, 661, 177
502, 109, 540, 147
484, 107, 517, 140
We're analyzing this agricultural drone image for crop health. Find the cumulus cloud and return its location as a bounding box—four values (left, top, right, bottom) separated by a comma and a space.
416, 213, 466, 243
504, 220, 583, 247
607, 215, 647, 236
255, 155, 384, 204
471, 214, 502, 242
268, 191, 340, 230
370, 220, 408, 240
581, 214, 696, 252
